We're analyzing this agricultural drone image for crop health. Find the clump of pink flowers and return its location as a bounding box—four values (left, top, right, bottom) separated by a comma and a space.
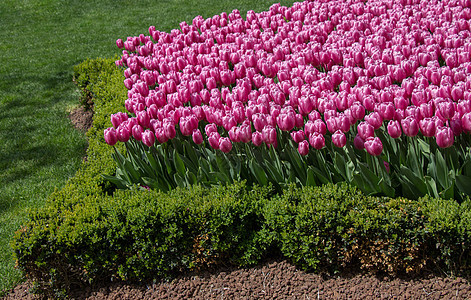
104, 0, 471, 199
106, 0, 471, 157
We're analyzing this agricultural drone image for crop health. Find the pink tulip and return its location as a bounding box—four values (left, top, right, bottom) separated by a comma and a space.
309, 132, 325, 150
437, 101, 455, 120
332, 130, 347, 148
116, 39, 124, 49
435, 126, 454, 148
419, 118, 437, 137
208, 132, 220, 149
298, 140, 309, 156
387, 120, 402, 139
262, 126, 277, 146
116, 123, 131, 142
104, 127, 118, 146
252, 131, 263, 146
111, 112, 129, 129
401, 116, 419, 137
142, 130, 155, 147
219, 137, 233, 153
290, 130, 305, 143
353, 134, 365, 150
357, 121, 375, 140
364, 137, 383, 156
132, 124, 144, 141
365, 112, 383, 130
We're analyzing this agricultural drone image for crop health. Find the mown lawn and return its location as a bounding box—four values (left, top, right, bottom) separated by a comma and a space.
0, 0, 296, 294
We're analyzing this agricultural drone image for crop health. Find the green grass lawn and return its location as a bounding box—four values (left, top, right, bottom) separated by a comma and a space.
0, 0, 297, 294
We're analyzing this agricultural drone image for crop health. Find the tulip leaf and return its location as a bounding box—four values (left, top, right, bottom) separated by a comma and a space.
399, 166, 428, 196
424, 176, 439, 199
174, 173, 187, 188
417, 138, 431, 156
249, 159, 268, 186
435, 150, 449, 189
456, 175, 471, 196
312, 167, 330, 185
173, 150, 186, 177
305, 167, 317, 187
102, 174, 127, 189
439, 182, 454, 200
186, 171, 197, 186
210, 171, 231, 184
461, 160, 471, 177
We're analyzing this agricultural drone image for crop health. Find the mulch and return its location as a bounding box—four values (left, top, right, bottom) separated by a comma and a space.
4, 258, 471, 299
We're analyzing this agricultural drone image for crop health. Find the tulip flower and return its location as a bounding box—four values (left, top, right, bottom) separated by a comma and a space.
219, 137, 233, 153
387, 120, 402, 138
435, 126, 454, 148
116, 123, 131, 142
309, 132, 325, 150
332, 130, 347, 148
364, 137, 383, 156
401, 116, 419, 137
298, 140, 309, 156
104, 127, 118, 146
252, 131, 263, 146
142, 130, 155, 147
357, 121, 375, 140
353, 134, 365, 150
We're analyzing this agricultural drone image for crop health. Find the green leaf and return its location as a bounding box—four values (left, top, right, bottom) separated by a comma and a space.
456, 175, 471, 196
435, 150, 449, 189
249, 159, 268, 186
102, 174, 127, 189
424, 176, 439, 198
399, 165, 428, 196
174, 173, 187, 188
173, 150, 186, 177
439, 182, 454, 200
305, 167, 317, 187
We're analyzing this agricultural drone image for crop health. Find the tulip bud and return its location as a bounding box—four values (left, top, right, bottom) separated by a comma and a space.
387, 120, 402, 138
365, 112, 383, 130
290, 130, 305, 143
116, 123, 131, 142
364, 137, 383, 156
462, 112, 471, 132
309, 132, 325, 150
208, 132, 220, 149
353, 134, 365, 150
142, 130, 155, 147
419, 117, 437, 137
132, 124, 144, 141
298, 140, 309, 156
357, 121, 375, 140
435, 126, 454, 148
332, 130, 347, 148
252, 131, 263, 146
219, 137, 233, 153
104, 127, 118, 146
401, 116, 419, 137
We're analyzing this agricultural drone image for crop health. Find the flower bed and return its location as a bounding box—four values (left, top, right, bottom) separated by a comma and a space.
105, 0, 471, 200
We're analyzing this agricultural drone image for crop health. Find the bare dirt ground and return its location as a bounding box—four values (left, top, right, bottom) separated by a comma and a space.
4, 259, 471, 299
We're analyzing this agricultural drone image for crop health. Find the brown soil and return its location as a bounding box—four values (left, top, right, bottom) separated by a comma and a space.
69, 106, 94, 133
4, 259, 471, 299
4, 109, 471, 299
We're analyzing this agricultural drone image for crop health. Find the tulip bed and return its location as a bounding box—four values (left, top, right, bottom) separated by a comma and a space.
104, 0, 471, 200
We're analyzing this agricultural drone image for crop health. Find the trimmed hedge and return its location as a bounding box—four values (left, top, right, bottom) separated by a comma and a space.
11, 58, 471, 297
